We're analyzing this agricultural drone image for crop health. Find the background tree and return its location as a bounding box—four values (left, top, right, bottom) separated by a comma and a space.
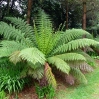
27, 0, 33, 24
0, 0, 99, 31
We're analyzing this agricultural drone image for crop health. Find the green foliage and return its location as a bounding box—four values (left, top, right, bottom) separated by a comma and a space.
68, 61, 93, 72
0, 10, 98, 90
59, 29, 92, 44
19, 48, 46, 65
56, 53, 86, 61
87, 35, 99, 60
0, 74, 24, 93
53, 38, 99, 55
5, 17, 35, 45
35, 84, 55, 99
47, 56, 70, 74
0, 61, 26, 93
0, 90, 8, 99
70, 67, 87, 84
0, 41, 25, 58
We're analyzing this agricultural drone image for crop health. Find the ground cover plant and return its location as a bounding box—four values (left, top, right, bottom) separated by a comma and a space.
0, 10, 99, 98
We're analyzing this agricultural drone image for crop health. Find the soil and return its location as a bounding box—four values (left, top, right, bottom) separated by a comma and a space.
9, 85, 38, 99
8, 75, 67, 99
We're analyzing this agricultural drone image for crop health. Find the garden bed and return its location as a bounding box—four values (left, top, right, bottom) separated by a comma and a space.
8, 60, 99, 99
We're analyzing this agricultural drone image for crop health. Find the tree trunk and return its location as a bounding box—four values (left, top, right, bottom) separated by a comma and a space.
82, 1, 86, 30
66, 0, 68, 29
27, 0, 33, 24
82, 1, 87, 52
7, 0, 10, 15
10, 0, 15, 13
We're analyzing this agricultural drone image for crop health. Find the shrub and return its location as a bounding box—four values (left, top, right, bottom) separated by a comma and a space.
35, 84, 55, 99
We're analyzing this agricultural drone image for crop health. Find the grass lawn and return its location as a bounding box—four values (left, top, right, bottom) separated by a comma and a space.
55, 65, 99, 99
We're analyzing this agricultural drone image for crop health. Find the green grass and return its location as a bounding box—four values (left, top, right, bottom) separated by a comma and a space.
55, 67, 99, 99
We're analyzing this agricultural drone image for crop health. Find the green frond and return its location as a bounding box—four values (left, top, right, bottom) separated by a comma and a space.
19, 48, 46, 65
20, 65, 44, 79
70, 67, 87, 84
0, 40, 25, 58
47, 56, 70, 74
44, 63, 57, 89
56, 53, 86, 61
28, 67, 44, 79
53, 38, 99, 54
0, 22, 33, 47
5, 17, 35, 44
0, 22, 24, 41
59, 29, 92, 44
68, 61, 93, 72
77, 51, 96, 65
46, 33, 62, 56
9, 51, 21, 65
20, 66, 28, 78
33, 10, 56, 55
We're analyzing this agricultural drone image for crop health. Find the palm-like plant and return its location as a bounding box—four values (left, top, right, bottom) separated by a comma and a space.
0, 10, 98, 89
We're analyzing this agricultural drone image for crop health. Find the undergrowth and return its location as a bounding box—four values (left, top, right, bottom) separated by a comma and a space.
55, 64, 99, 99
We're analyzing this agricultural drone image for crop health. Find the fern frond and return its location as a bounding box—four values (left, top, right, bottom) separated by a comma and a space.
70, 67, 87, 84
56, 53, 86, 61
68, 61, 93, 72
77, 51, 95, 64
79, 63, 93, 72
46, 33, 62, 56
28, 67, 44, 79
44, 63, 57, 89
53, 38, 99, 54
33, 10, 55, 55
19, 48, 46, 65
47, 56, 70, 74
9, 51, 21, 64
59, 29, 92, 44
0, 40, 25, 58
0, 22, 33, 47
0, 22, 24, 40
20, 66, 28, 78
5, 17, 35, 44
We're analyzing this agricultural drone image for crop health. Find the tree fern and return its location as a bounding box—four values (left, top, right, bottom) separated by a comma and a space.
68, 61, 93, 72
53, 38, 99, 55
57, 29, 92, 44
18, 48, 46, 65
77, 51, 96, 66
9, 51, 21, 65
0, 41, 26, 57
5, 17, 35, 44
0, 22, 33, 47
47, 56, 70, 74
33, 11, 55, 55
0, 10, 98, 90
70, 67, 87, 84
56, 53, 86, 61
28, 67, 44, 79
